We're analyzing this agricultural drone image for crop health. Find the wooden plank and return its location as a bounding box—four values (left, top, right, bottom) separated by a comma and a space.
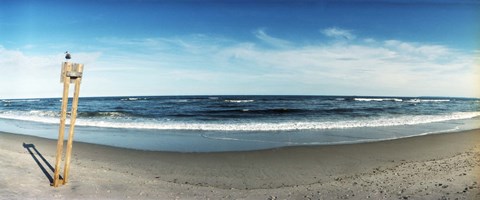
69, 63, 84, 82
53, 62, 85, 187
53, 69, 71, 187
62, 77, 82, 185
60, 62, 69, 83
66, 71, 83, 78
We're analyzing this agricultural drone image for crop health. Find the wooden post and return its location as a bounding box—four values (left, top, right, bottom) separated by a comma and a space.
53, 62, 84, 187
63, 64, 83, 184
53, 62, 71, 187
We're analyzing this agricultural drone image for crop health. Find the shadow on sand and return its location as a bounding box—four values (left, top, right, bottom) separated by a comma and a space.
22, 143, 61, 184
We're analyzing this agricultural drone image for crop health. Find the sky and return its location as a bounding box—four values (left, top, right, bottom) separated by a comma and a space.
0, 0, 479, 98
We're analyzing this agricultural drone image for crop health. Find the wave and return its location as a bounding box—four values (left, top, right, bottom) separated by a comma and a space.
197, 107, 397, 116
0, 110, 478, 131
79, 112, 480, 131
120, 97, 147, 101
0, 110, 131, 120
354, 98, 403, 102
173, 99, 190, 103
2, 99, 41, 103
406, 99, 450, 103
354, 98, 453, 103
78, 111, 127, 118
202, 108, 305, 115
224, 100, 255, 103
0, 111, 60, 124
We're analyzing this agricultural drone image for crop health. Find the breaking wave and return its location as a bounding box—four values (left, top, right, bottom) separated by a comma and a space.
0, 110, 478, 131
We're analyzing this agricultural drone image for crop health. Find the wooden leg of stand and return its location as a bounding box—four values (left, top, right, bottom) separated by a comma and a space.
53, 76, 70, 187
63, 78, 81, 184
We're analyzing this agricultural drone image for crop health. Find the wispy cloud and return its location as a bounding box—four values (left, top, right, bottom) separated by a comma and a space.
218, 31, 477, 96
383, 40, 451, 61
1, 27, 478, 98
321, 27, 356, 40
254, 29, 292, 48
96, 30, 477, 96
0, 45, 102, 98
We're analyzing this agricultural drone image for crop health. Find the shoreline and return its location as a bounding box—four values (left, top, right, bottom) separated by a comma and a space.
1, 129, 479, 199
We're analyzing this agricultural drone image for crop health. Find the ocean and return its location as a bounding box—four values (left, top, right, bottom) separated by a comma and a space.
0, 96, 479, 152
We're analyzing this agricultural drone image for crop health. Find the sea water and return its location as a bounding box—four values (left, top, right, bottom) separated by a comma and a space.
0, 96, 479, 152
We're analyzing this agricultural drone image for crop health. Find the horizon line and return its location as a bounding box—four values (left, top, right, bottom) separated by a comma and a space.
1, 94, 479, 100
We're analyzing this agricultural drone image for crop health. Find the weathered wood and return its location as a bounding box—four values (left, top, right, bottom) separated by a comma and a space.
53, 63, 72, 187
66, 71, 83, 78
63, 76, 82, 185
61, 62, 84, 81
60, 62, 69, 83
53, 62, 85, 187
70, 63, 84, 82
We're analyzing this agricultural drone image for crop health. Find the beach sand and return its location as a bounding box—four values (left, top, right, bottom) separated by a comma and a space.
1, 129, 479, 199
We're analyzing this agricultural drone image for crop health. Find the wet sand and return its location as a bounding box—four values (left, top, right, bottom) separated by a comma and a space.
1, 129, 479, 199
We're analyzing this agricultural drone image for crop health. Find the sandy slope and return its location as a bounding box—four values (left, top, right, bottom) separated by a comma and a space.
1, 129, 479, 199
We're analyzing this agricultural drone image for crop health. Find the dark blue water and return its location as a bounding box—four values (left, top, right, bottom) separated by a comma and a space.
0, 96, 479, 152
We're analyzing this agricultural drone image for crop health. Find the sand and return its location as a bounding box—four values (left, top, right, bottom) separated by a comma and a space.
1, 129, 479, 199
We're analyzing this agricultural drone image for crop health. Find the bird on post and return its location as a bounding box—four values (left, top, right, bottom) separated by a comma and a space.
65, 51, 71, 60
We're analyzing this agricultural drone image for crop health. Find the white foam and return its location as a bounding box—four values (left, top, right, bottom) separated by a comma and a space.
0, 111, 59, 124
354, 98, 402, 102
2, 99, 40, 103
224, 100, 255, 103
0, 110, 479, 131
121, 97, 146, 101
89, 112, 480, 131
406, 99, 450, 103
173, 99, 189, 103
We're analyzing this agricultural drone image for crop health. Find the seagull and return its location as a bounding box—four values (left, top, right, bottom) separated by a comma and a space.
65, 51, 71, 60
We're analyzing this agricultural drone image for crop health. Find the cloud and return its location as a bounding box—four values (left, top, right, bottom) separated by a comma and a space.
1, 28, 478, 98
216, 33, 477, 97
0, 45, 102, 98
254, 29, 292, 48
89, 36, 473, 95
79, 34, 480, 98
321, 27, 356, 40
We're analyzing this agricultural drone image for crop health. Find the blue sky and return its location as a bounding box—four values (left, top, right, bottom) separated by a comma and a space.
1, 0, 479, 98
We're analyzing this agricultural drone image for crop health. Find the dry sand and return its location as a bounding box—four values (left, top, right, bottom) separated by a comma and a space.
1, 129, 479, 199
